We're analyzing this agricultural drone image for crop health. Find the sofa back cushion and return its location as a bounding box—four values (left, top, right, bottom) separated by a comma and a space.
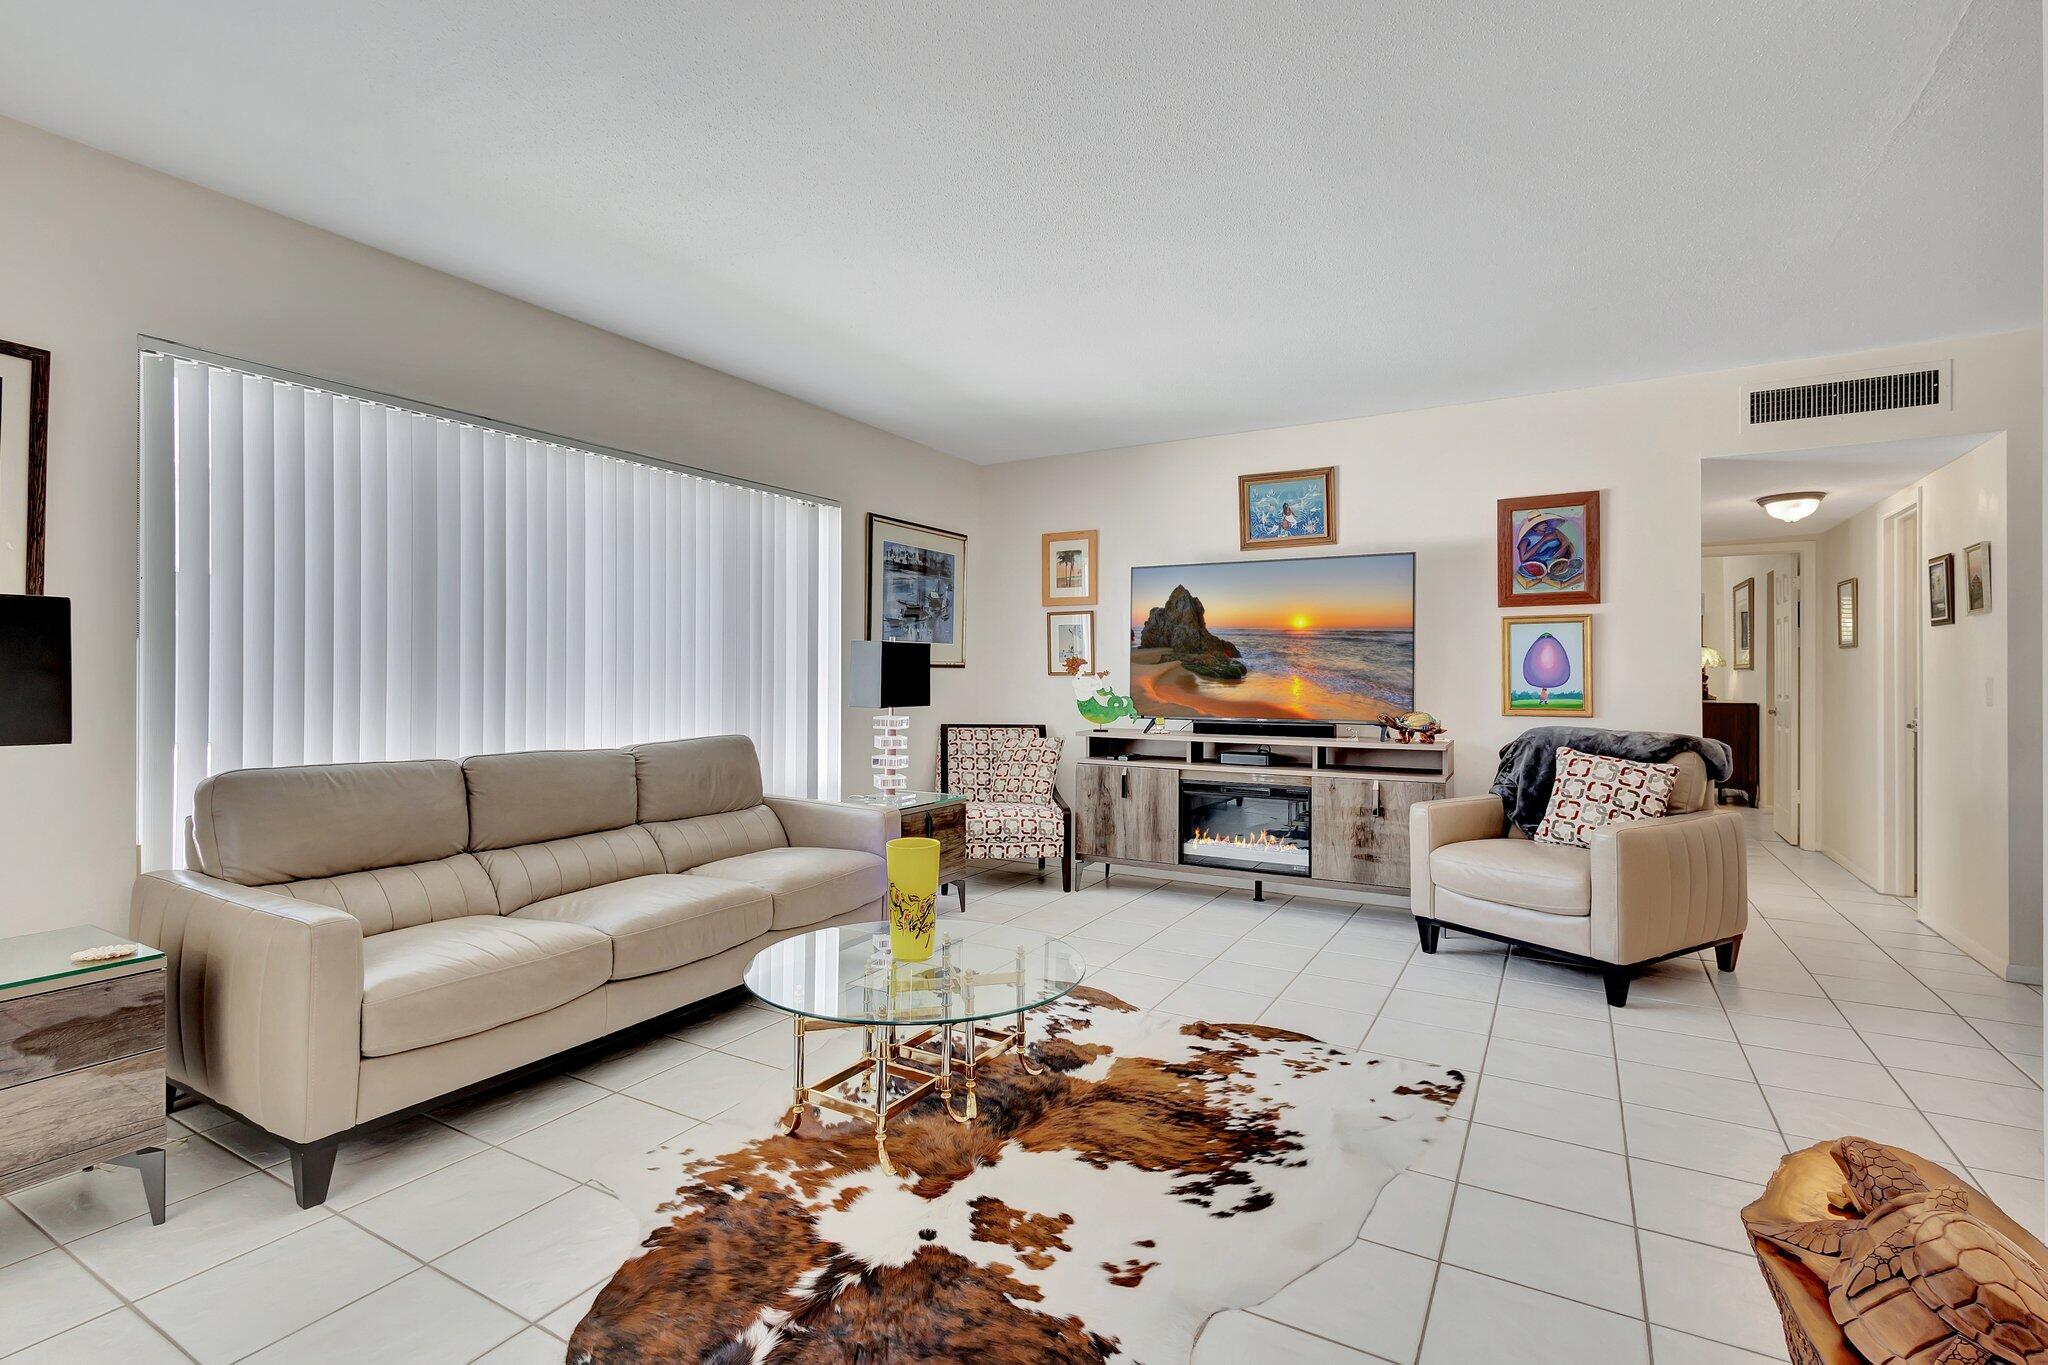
463, 748, 638, 848
192, 759, 470, 886
629, 736, 786, 872
273, 854, 500, 935
629, 736, 765, 821
476, 825, 666, 913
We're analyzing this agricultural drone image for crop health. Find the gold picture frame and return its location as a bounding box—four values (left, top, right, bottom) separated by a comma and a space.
1965, 541, 1991, 614
1041, 529, 1098, 607
1501, 614, 1593, 718
1731, 578, 1755, 670
1237, 466, 1335, 550
1836, 578, 1858, 648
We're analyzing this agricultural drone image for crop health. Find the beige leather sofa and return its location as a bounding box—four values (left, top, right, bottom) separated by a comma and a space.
1408, 752, 1747, 1006
131, 735, 885, 1206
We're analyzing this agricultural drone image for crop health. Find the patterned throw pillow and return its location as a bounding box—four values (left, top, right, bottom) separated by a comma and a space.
1533, 747, 1681, 848
983, 737, 1060, 803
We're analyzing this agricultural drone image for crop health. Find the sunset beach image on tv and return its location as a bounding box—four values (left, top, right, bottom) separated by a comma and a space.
1128, 554, 1415, 722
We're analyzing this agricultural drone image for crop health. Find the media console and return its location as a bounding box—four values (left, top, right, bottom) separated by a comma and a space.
1071, 729, 1453, 900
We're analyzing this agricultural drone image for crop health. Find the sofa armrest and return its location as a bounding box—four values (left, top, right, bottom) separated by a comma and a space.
1408, 795, 1508, 920
1589, 809, 1748, 965
130, 870, 364, 1144
766, 797, 890, 859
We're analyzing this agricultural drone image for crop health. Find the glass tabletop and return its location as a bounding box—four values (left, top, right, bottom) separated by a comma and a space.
0, 926, 163, 994
745, 921, 1087, 1026
842, 791, 967, 811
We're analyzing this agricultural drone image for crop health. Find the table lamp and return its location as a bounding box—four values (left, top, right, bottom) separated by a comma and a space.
849, 640, 930, 804
1700, 645, 1725, 702
0, 595, 72, 745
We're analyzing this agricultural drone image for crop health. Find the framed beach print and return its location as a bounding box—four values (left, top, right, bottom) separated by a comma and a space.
0, 338, 52, 595
866, 514, 967, 667
1731, 577, 1755, 669
1238, 466, 1335, 550
1927, 553, 1955, 626
1497, 490, 1600, 607
1965, 541, 1992, 614
1836, 578, 1859, 648
1041, 529, 1098, 606
1046, 610, 1095, 675
1502, 614, 1592, 717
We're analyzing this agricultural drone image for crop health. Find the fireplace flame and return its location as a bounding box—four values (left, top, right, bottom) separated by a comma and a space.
1187, 828, 1297, 850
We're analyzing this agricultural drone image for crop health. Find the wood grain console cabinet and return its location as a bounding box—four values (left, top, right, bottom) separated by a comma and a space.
1073, 730, 1452, 897
0, 927, 168, 1223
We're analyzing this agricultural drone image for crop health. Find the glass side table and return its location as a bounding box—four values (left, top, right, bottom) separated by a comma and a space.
0, 926, 169, 1223
744, 921, 1086, 1173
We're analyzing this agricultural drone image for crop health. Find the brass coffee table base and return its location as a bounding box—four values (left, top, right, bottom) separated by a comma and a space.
782, 1006, 1048, 1175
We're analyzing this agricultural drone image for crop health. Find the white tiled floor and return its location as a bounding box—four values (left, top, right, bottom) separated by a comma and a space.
1, 813, 2038, 1362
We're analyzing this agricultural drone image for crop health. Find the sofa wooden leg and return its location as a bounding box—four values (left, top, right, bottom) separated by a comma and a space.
1416, 918, 1441, 954
1715, 937, 1742, 973
289, 1140, 340, 1209
1603, 967, 1633, 1008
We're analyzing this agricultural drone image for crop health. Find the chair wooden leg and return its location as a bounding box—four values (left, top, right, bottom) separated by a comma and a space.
1416, 918, 1441, 953
1715, 937, 1742, 972
1060, 852, 1072, 893
1603, 967, 1633, 1008
1037, 856, 1046, 871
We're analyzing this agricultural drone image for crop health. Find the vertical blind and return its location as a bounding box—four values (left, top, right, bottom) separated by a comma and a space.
137, 348, 841, 871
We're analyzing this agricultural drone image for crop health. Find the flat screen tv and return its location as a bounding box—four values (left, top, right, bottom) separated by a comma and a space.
1129, 553, 1415, 723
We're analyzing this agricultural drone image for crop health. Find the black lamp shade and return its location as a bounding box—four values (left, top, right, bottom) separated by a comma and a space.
848, 640, 930, 709
0, 594, 72, 746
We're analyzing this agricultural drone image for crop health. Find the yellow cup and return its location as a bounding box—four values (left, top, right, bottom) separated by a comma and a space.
886, 836, 940, 961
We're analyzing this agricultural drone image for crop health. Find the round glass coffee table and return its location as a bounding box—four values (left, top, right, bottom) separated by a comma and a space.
744, 921, 1087, 1173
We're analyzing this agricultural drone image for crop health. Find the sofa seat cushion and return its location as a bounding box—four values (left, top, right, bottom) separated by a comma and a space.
687, 847, 885, 930
513, 874, 772, 980
360, 917, 611, 1056
1430, 839, 1592, 916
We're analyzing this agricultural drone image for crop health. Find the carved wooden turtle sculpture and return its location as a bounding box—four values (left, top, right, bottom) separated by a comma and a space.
1745, 1136, 2048, 1365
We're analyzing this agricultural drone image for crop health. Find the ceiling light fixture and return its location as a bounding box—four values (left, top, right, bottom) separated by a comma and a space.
1757, 491, 1826, 524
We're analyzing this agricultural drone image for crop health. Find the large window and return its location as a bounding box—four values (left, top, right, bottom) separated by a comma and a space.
138, 344, 840, 869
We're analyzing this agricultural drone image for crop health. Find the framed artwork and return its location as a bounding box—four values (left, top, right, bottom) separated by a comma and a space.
1046, 610, 1095, 675
1041, 529, 1098, 607
1965, 541, 1992, 614
866, 514, 967, 667
1731, 577, 1755, 669
1238, 466, 1335, 550
0, 338, 52, 595
1836, 578, 1859, 648
1502, 614, 1592, 717
1927, 553, 1955, 626
1497, 490, 1601, 607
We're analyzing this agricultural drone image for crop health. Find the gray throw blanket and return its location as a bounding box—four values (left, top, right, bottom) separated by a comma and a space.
1491, 726, 1735, 836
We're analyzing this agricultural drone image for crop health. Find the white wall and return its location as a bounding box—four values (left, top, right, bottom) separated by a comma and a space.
0, 115, 990, 936
980, 331, 2044, 974
1700, 552, 1793, 807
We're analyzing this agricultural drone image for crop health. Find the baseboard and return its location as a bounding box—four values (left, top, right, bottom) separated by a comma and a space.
1816, 845, 1887, 893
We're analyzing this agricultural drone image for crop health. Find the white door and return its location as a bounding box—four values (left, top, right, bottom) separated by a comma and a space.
1769, 568, 1800, 844
1896, 510, 1920, 896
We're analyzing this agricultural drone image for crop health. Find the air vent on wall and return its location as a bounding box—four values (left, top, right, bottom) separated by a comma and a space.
1748, 369, 1941, 424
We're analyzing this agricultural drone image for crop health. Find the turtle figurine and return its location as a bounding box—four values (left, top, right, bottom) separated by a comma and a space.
1745, 1135, 2048, 1365
1378, 711, 1446, 745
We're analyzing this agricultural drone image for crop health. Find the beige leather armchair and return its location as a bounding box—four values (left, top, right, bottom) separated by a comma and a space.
1408, 752, 1746, 1006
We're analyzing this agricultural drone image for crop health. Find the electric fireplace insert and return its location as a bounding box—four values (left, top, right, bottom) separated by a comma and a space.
1179, 778, 1312, 877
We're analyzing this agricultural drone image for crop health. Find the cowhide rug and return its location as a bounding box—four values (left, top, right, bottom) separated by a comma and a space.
572, 987, 1466, 1362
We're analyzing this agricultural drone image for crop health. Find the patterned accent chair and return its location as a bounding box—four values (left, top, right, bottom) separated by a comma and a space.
939, 724, 1074, 892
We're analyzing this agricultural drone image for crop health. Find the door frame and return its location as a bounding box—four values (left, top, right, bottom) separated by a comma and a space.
1704, 539, 1820, 848
1880, 499, 1923, 897
1766, 566, 1801, 844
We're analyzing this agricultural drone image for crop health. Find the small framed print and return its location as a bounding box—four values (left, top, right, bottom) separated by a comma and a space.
1502, 614, 1593, 717
1928, 553, 1956, 626
1238, 466, 1335, 550
1046, 610, 1095, 675
1836, 578, 1859, 648
1498, 490, 1601, 607
1041, 529, 1098, 606
1731, 578, 1755, 669
1965, 541, 1991, 614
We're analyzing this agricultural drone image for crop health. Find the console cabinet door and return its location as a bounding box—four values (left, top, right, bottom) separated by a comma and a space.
1311, 778, 1433, 888
1076, 764, 1179, 865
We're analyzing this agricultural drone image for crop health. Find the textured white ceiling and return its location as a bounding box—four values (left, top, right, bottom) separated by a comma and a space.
1, 2, 2038, 462
1700, 433, 1994, 544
